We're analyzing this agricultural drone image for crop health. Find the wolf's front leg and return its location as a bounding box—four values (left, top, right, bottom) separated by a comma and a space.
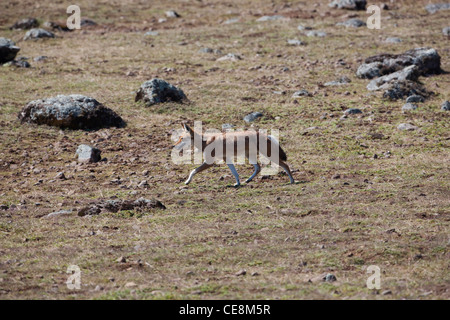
185, 162, 213, 185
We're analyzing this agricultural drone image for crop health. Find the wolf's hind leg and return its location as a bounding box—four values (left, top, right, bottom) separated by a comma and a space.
278, 160, 295, 184
245, 163, 261, 183
227, 163, 241, 187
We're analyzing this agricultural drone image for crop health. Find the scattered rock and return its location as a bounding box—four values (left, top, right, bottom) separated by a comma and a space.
425, 3, 450, 14
356, 62, 382, 79
144, 31, 159, 36
366, 65, 419, 91
33, 56, 48, 62
103, 198, 166, 213
78, 205, 101, 216
222, 123, 235, 130
23, 28, 55, 40
165, 10, 180, 18
198, 47, 222, 54
402, 103, 418, 111
235, 269, 247, 276
243, 112, 263, 123
217, 53, 242, 61
441, 101, 450, 111
223, 17, 240, 24
80, 18, 97, 27
344, 108, 362, 115
406, 95, 425, 103
4, 57, 30, 68
54, 172, 67, 180
397, 123, 418, 131
0, 205, 9, 210
329, 0, 367, 10
287, 39, 305, 46
135, 78, 187, 106
297, 25, 312, 31
292, 90, 312, 97
0, 38, 20, 64
10, 18, 39, 30
305, 30, 327, 37
382, 80, 429, 100
125, 282, 137, 288
76, 145, 101, 163
19, 95, 125, 129
337, 18, 366, 27
324, 273, 337, 282
324, 76, 351, 86
256, 15, 285, 22
443, 27, 450, 36
385, 37, 402, 43
381, 290, 392, 295
44, 210, 73, 218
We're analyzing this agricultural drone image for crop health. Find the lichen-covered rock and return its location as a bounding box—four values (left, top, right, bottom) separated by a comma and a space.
103, 198, 166, 212
329, 0, 367, 10
367, 65, 419, 91
23, 28, 55, 40
0, 38, 20, 64
362, 47, 441, 77
305, 30, 327, 37
18, 94, 125, 129
10, 18, 39, 30
385, 37, 402, 43
324, 76, 351, 86
406, 95, 425, 103
135, 78, 187, 106
382, 81, 429, 101
76, 145, 101, 163
402, 103, 418, 111
356, 62, 383, 79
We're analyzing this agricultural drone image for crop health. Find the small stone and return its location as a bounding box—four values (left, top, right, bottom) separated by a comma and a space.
325, 76, 351, 86
398, 123, 418, 131
443, 27, 450, 36
441, 101, 450, 111
256, 15, 285, 22
138, 180, 149, 188
329, 0, 367, 10
165, 10, 180, 18
385, 37, 402, 43
144, 31, 159, 36
382, 290, 392, 295
217, 53, 242, 62
337, 18, 366, 27
33, 55, 48, 62
292, 90, 311, 97
23, 28, 55, 41
223, 17, 240, 24
135, 78, 186, 106
10, 18, 39, 30
324, 273, 337, 282
406, 95, 425, 103
116, 256, 126, 263
344, 108, 362, 115
78, 206, 101, 216
287, 39, 305, 46
55, 172, 67, 180
222, 123, 235, 130
297, 25, 312, 31
235, 269, 246, 276
243, 112, 263, 123
425, 3, 450, 14
43, 210, 73, 218
305, 30, 327, 37
76, 145, 101, 163
125, 282, 137, 288
402, 103, 418, 111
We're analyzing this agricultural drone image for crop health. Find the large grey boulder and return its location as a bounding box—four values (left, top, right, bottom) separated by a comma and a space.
23, 28, 55, 40
18, 95, 125, 129
135, 78, 187, 106
425, 3, 450, 14
356, 62, 383, 79
367, 65, 419, 91
329, 0, 367, 10
0, 38, 20, 64
360, 48, 441, 78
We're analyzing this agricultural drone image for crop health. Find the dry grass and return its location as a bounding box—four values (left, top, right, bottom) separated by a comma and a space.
0, 0, 449, 299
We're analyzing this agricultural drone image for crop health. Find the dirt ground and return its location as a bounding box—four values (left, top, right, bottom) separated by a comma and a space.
0, 0, 449, 299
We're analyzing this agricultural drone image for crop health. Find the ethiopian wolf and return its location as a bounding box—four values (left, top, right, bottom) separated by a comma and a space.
173, 123, 295, 186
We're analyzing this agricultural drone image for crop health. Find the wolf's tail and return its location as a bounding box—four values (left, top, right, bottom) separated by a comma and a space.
268, 135, 287, 161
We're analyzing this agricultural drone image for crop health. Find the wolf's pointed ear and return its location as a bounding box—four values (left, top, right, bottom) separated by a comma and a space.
184, 123, 194, 136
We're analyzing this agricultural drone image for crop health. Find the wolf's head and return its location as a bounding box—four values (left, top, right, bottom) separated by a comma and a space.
173, 123, 195, 150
